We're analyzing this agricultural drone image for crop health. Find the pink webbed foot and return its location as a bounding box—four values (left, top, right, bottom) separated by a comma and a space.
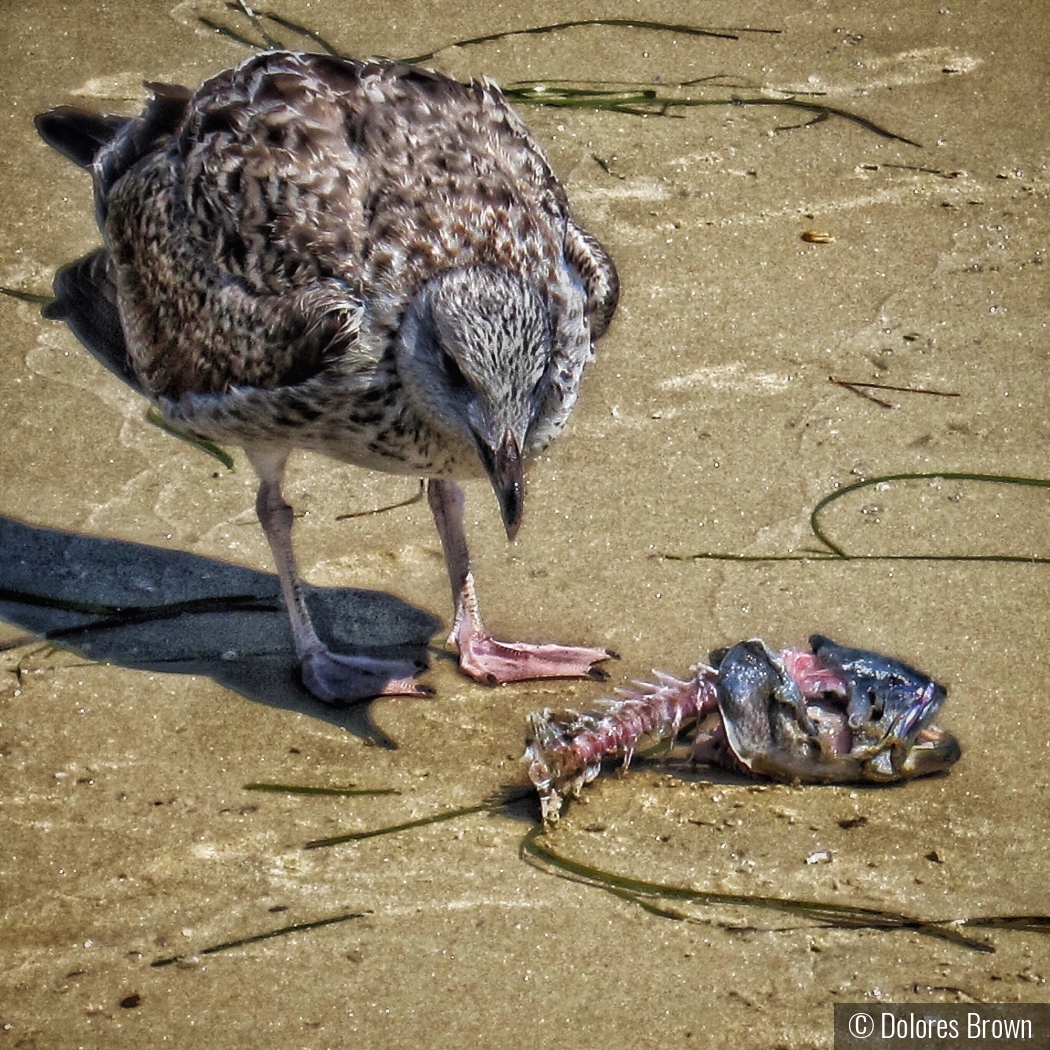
455, 630, 613, 686
300, 648, 432, 704
425, 480, 613, 686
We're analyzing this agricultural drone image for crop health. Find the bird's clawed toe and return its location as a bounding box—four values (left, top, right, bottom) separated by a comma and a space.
300, 648, 431, 704
455, 633, 613, 686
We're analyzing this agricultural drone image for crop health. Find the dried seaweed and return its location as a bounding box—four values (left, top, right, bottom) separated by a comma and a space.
808, 471, 1050, 561
244, 781, 400, 797
151, 909, 369, 967
0, 586, 274, 625
193, 6, 920, 146
399, 18, 782, 64
146, 406, 235, 470
830, 376, 961, 409
334, 480, 425, 520
495, 83, 922, 145
206, 6, 780, 58
0, 285, 53, 305
660, 472, 1050, 564
303, 790, 531, 849
520, 822, 1050, 955
145, 781, 1050, 965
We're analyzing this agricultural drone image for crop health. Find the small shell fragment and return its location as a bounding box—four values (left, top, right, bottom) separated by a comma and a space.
801, 229, 836, 244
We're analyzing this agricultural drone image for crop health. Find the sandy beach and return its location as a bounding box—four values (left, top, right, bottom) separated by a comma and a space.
2, 1, 1048, 1045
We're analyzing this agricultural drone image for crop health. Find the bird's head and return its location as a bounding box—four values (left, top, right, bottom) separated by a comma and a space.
397, 266, 554, 540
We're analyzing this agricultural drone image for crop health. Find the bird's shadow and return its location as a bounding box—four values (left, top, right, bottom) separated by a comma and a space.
0, 515, 441, 747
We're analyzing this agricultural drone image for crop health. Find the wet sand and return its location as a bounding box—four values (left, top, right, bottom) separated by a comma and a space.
1, 1, 1048, 1046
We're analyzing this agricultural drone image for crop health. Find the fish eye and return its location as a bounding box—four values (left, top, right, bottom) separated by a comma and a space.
867, 688, 884, 719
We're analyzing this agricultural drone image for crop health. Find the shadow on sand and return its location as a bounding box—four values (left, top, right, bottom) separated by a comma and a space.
0, 515, 441, 746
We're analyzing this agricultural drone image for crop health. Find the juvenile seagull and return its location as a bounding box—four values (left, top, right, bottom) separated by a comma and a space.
36, 51, 619, 702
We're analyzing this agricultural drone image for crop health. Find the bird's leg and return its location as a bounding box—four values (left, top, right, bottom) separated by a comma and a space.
426, 478, 611, 685
247, 448, 429, 703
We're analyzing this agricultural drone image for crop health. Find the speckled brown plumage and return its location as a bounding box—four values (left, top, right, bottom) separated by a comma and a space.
37, 50, 619, 702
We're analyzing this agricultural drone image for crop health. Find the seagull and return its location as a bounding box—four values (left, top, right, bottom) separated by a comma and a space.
35, 50, 619, 703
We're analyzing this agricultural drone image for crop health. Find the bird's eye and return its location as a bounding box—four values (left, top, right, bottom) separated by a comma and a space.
442, 351, 471, 392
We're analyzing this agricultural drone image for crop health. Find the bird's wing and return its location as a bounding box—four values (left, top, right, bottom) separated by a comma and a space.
36, 85, 192, 229
42, 248, 142, 393
35, 88, 198, 396
77, 60, 373, 399
564, 219, 619, 340
176, 54, 375, 297
34, 109, 129, 170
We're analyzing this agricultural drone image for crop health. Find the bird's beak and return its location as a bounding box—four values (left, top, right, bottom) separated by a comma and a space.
485, 429, 524, 541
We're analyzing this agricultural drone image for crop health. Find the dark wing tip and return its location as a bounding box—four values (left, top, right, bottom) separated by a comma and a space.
34, 107, 128, 168
46, 250, 141, 392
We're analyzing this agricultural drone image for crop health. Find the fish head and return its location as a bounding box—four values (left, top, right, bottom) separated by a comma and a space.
712, 637, 960, 783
